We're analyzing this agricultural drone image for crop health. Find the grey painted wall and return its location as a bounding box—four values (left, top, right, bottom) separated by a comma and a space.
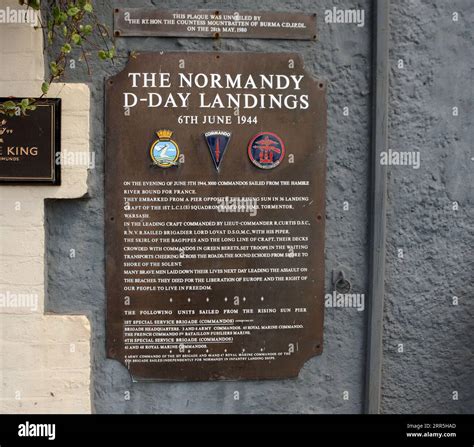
45, 0, 472, 414
382, 0, 473, 414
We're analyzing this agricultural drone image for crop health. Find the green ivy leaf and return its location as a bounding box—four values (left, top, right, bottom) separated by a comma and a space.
67, 7, 80, 17
2, 101, 17, 110
72, 33, 82, 45
21, 0, 115, 102
50, 61, 59, 77
61, 43, 72, 54
53, 6, 60, 21
57, 12, 68, 24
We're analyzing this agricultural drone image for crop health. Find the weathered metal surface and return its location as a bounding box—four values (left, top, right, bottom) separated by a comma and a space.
105, 52, 326, 381
114, 8, 317, 40
0, 98, 60, 184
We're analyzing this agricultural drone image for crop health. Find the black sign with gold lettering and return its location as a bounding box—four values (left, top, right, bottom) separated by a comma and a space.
0, 98, 61, 184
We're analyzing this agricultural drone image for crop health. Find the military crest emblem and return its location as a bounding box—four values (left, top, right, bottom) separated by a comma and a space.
150, 130, 180, 168
247, 132, 285, 169
204, 131, 231, 171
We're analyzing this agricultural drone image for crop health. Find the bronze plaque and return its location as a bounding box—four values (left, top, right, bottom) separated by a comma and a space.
0, 99, 60, 184
106, 52, 326, 381
114, 9, 317, 40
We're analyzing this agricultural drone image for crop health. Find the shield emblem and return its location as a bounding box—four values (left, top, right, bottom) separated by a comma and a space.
204, 131, 231, 171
